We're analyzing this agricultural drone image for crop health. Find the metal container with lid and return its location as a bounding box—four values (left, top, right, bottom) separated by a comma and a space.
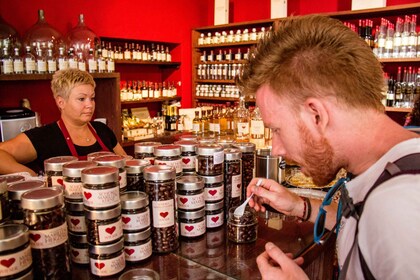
120, 191, 150, 232
134, 141, 161, 164
68, 232, 89, 265
224, 148, 242, 215
178, 208, 206, 238
8, 180, 45, 223
125, 159, 150, 192
176, 175, 204, 211
44, 155, 78, 187
85, 205, 123, 245
0, 107, 36, 142
86, 151, 114, 161
65, 199, 86, 233
232, 142, 256, 201
123, 227, 152, 263
255, 148, 284, 184
0, 174, 25, 185
62, 160, 97, 199
89, 237, 125, 278
153, 144, 182, 177
205, 200, 224, 229
94, 155, 127, 193
196, 144, 224, 176
201, 174, 224, 202
174, 140, 198, 174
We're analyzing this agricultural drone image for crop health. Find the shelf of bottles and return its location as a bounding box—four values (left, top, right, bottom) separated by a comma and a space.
120, 79, 181, 104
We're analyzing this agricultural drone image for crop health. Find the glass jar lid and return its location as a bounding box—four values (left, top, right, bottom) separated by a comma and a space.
217, 138, 234, 149
232, 142, 256, 153
7, 180, 45, 200
178, 208, 205, 220
134, 142, 161, 154
176, 175, 204, 191
68, 231, 87, 244
224, 148, 242, 161
120, 191, 149, 209
228, 206, 257, 223
198, 138, 216, 145
123, 227, 151, 243
153, 144, 181, 157
0, 224, 29, 251
44, 156, 78, 172
205, 200, 224, 211
65, 198, 84, 212
63, 160, 98, 178
179, 135, 198, 141
0, 174, 25, 185
81, 166, 119, 185
93, 155, 126, 169
21, 187, 64, 210
196, 144, 223, 156
174, 140, 198, 153
89, 237, 124, 255
200, 174, 224, 184
86, 151, 114, 161
143, 165, 176, 181
85, 205, 121, 220
125, 159, 150, 174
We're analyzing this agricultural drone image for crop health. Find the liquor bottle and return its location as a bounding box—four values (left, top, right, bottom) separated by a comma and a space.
68, 48, 78, 69
225, 102, 235, 136
35, 48, 47, 74
235, 48, 242, 61
401, 67, 409, 107
227, 30, 234, 43
24, 47, 36, 74
134, 43, 140, 60
87, 48, 97, 73
394, 66, 403, 107
414, 67, 420, 103
165, 46, 171, 62
46, 48, 57, 73
211, 107, 221, 136
208, 108, 214, 135
216, 49, 223, 61
101, 41, 108, 60
384, 23, 394, 58
160, 45, 165, 62
13, 48, 24, 74
393, 17, 403, 58
242, 29, 249, 41
113, 45, 120, 61
192, 110, 201, 134
141, 81, 148, 99
250, 106, 265, 149
118, 45, 124, 60
141, 45, 148, 61
2, 47, 13, 74
219, 106, 228, 136
107, 51, 115, 73
406, 67, 414, 107
386, 78, 395, 107
234, 96, 250, 142
77, 52, 86, 71
377, 18, 387, 58
401, 16, 410, 58
97, 49, 106, 73
200, 50, 207, 62
124, 42, 131, 60
170, 107, 178, 131
234, 30, 241, 42
250, 28, 257, 41
162, 81, 168, 97
156, 45, 161, 61
154, 82, 160, 98
207, 50, 214, 62
198, 33, 205, 45
226, 49, 233, 61
407, 15, 417, 58
108, 42, 114, 60
57, 47, 68, 71
201, 109, 209, 134
151, 43, 157, 61
165, 106, 172, 131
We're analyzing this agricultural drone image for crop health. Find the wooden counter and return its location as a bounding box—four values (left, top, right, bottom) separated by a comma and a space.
71, 212, 335, 279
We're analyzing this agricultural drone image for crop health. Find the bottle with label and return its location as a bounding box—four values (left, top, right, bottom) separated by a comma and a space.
408, 15, 417, 58
394, 66, 403, 107
201, 109, 209, 134
192, 110, 201, 134
107, 51, 115, 73
250, 106, 265, 149
77, 52, 86, 71
68, 48, 78, 69
124, 42, 131, 60
393, 17, 403, 58
400, 15, 410, 58
35, 47, 47, 74
57, 47, 68, 71
2, 47, 13, 74
46, 48, 57, 73
386, 78, 395, 107
87, 48, 97, 73
97, 49, 106, 73
234, 96, 250, 142
12, 48, 24, 74
165, 46, 171, 62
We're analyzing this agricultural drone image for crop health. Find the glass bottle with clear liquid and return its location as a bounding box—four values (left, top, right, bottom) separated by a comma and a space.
57, 47, 68, 70
13, 47, 24, 74
24, 46, 36, 74
35, 47, 47, 74
46, 48, 57, 73
234, 96, 250, 142
2, 47, 13, 74
250, 106, 265, 149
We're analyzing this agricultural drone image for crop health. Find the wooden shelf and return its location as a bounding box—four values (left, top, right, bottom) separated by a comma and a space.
121, 96, 181, 105
114, 60, 181, 68
196, 79, 236, 84
378, 57, 420, 63
385, 107, 412, 113
195, 96, 256, 102
195, 40, 259, 49
198, 60, 248, 65
0, 73, 120, 81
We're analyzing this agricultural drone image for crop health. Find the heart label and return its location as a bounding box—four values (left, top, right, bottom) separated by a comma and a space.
211, 237, 220, 243
185, 247, 195, 253
70, 219, 80, 226
158, 162, 166, 165
29, 233, 41, 242
72, 250, 79, 257
185, 225, 194, 232
211, 216, 219, 223
0, 258, 15, 268
95, 262, 105, 269
122, 217, 131, 224
105, 226, 116, 235
237, 184, 241, 189
118, 175, 122, 181
182, 158, 191, 164
57, 178, 64, 186
150, 159, 155, 165
125, 248, 135, 256
84, 192, 92, 200
160, 212, 169, 218
180, 197, 188, 204
208, 190, 217, 196
242, 125, 246, 129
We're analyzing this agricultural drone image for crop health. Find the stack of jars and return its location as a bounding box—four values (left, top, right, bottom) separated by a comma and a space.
134, 142, 162, 165
93, 155, 128, 193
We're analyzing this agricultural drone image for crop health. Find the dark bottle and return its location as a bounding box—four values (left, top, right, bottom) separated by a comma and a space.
394, 66, 403, 107
386, 78, 395, 107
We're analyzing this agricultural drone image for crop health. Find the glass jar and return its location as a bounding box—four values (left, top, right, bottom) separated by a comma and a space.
44, 155, 77, 187
176, 175, 204, 211
85, 205, 123, 245
196, 144, 224, 176
65, 199, 86, 234
227, 206, 258, 243
179, 134, 198, 141
7, 180, 45, 224
62, 160, 97, 200
21, 187, 70, 279
93, 155, 127, 193
232, 142, 256, 201
125, 159, 150, 192
217, 138, 234, 149
0, 178, 9, 224
81, 166, 120, 210
0, 224, 32, 279
134, 142, 161, 165
201, 174, 224, 203
68, 232, 89, 265
143, 165, 178, 253
154, 144, 182, 177
123, 227, 152, 263
174, 140, 198, 174
120, 191, 150, 232
86, 151, 114, 161
89, 238, 125, 278
224, 148, 242, 216
178, 208, 206, 239
205, 200, 224, 229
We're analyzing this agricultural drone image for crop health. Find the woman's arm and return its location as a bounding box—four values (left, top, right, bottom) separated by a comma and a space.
113, 143, 127, 156
0, 133, 38, 175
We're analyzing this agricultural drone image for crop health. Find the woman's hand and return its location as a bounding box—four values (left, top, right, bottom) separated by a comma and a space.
257, 242, 308, 280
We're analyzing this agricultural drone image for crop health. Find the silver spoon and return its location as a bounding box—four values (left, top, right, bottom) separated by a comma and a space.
234, 178, 263, 217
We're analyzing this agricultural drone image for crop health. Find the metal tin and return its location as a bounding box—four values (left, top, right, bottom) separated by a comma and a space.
93, 155, 126, 169
121, 191, 150, 232
174, 140, 197, 153
134, 142, 161, 154
123, 227, 153, 262
205, 200, 224, 229
196, 144, 223, 156
176, 175, 204, 191
63, 161, 98, 199
85, 205, 123, 245
68, 232, 89, 265
86, 151, 114, 161
89, 238, 125, 277
178, 208, 206, 238
81, 166, 119, 185
232, 142, 256, 153
224, 148, 242, 161
65, 199, 86, 233
143, 165, 176, 181
63, 160, 98, 178
125, 159, 150, 174
176, 176, 204, 211
44, 156, 78, 172
0, 174, 25, 185
21, 187, 64, 210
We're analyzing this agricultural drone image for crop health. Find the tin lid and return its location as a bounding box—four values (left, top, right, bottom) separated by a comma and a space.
179, 135, 198, 141
0, 178, 6, 194
125, 159, 150, 174
232, 142, 256, 153
7, 180, 46, 200
68, 231, 87, 244
176, 175, 204, 191
143, 165, 176, 181
224, 148, 242, 161
123, 227, 151, 242
89, 237, 124, 255
134, 142, 161, 154
174, 140, 198, 153
120, 191, 149, 209
196, 144, 224, 156
85, 205, 121, 220
200, 174, 224, 184
153, 144, 181, 157
44, 156, 78, 171
217, 138, 234, 149
0, 224, 29, 251
65, 198, 84, 212
197, 138, 216, 145
205, 200, 224, 211
21, 187, 64, 210
81, 166, 119, 185
0, 174, 25, 185
62, 160, 98, 178
178, 208, 205, 220
86, 151, 115, 161
93, 155, 126, 169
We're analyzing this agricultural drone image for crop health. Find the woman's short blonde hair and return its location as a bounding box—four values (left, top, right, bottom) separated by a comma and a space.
51, 69, 96, 100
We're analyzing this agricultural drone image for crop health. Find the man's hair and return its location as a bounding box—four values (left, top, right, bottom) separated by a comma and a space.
51, 68, 96, 99
238, 15, 385, 112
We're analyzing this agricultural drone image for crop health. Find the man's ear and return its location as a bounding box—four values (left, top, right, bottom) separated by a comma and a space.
300, 98, 329, 134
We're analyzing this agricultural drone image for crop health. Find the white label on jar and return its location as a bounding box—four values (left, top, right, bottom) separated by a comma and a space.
206, 212, 224, 228
119, 170, 127, 189
121, 209, 150, 231
155, 158, 182, 174
251, 120, 265, 135
98, 219, 123, 243
180, 219, 206, 237
67, 214, 87, 233
48, 60, 57, 72
29, 223, 68, 249
51, 175, 64, 187
82, 185, 120, 208
177, 193, 204, 210
13, 60, 24, 73
213, 151, 224, 165
0, 244, 32, 277
70, 246, 89, 264
90, 252, 125, 277
181, 155, 196, 170
152, 200, 175, 228
237, 122, 250, 135
124, 239, 152, 262
231, 174, 242, 198
204, 184, 224, 201
63, 181, 83, 198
